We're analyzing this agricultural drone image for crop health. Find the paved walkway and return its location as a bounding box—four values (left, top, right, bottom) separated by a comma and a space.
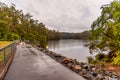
4, 45, 85, 80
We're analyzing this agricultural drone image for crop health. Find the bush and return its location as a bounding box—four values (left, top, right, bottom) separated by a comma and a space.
38, 35, 47, 48
95, 53, 105, 61
4, 33, 20, 41
87, 56, 96, 64
112, 50, 120, 66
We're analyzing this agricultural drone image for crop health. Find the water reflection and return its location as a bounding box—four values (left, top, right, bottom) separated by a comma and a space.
48, 39, 90, 63
47, 40, 60, 50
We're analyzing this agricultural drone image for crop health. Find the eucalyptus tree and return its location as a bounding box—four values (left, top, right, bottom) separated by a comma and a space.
0, 2, 60, 47
90, 1, 120, 65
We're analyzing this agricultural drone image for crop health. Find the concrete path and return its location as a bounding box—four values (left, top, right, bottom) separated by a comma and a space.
4, 45, 85, 80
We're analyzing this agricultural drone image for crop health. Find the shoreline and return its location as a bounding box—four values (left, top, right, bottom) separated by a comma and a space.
34, 46, 120, 80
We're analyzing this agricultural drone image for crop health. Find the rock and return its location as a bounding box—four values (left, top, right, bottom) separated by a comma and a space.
97, 74, 104, 79
46, 51, 51, 55
35, 46, 120, 80
45, 49, 49, 53
62, 57, 72, 64
57, 59, 62, 62
104, 75, 109, 79
107, 72, 113, 77
67, 63, 73, 68
82, 64, 91, 70
50, 51, 56, 55
109, 77, 118, 80
92, 68, 96, 71
57, 56, 65, 62
54, 54, 62, 58
26, 45, 32, 48
72, 59, 79, 65
79, 62, 85, 66
82, 74, 93, 79
41, 48, 45, 51
79, 71, 83, 75
91, 72, 97, 77
75, 65, 82, 70
81, 69, 87, 75
42, 50, 47, 53
71, 65, 82, 72
112, 74, 118, 78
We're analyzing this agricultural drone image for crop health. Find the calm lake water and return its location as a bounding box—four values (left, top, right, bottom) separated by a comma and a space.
48, 39, 90, 63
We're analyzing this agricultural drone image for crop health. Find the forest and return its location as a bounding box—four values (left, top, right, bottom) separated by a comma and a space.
60, 30, 90, 40
0, 2, 60, 48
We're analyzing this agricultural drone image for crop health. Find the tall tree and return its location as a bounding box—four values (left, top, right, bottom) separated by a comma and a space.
0, 2, 60, 47
90, 1, 120, 65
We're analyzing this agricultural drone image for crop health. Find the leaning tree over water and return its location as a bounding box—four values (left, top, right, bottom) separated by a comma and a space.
90, 1, 120, 65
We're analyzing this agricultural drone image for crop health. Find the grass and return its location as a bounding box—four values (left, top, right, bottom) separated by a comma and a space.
0, 41, 12, 48
0, 41, 12, 67
87, 56, 96, 64
0, 51, 4, 62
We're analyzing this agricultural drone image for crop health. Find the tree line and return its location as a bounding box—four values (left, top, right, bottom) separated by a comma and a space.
0, 2, 60, 48
60, 30, 90, 40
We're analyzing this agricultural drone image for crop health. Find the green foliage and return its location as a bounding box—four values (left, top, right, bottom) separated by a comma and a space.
88, 53, 111, 64
48, 30, 60, 40
60, 31, 90, 39
0, 51, 4, 62
38, 35, 47, 48
90, 1, 120, 65
112, 50, 120, 65
0, 2, 60, 48
4, 33, 20, 41
95, 53, 111, 62
87, 56, 96, 64
95, 54, 105, 61
0, 20, 7, 39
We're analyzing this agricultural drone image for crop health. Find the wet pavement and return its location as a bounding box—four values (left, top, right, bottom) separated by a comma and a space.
4, 45, 85, 80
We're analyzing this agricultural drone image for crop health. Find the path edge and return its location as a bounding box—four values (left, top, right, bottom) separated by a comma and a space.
0, 49, 16, 80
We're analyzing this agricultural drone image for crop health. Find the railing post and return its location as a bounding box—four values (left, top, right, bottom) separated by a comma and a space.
4, 49, 6, 67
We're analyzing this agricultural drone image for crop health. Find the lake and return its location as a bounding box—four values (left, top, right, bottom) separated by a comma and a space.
48, 39, 90, 63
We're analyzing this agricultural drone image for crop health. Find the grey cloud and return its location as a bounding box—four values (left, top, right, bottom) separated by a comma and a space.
1, 0, 113, 32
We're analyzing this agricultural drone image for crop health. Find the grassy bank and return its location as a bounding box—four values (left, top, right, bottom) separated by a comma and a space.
0, 41, 12, 48
0, 41, 12, 62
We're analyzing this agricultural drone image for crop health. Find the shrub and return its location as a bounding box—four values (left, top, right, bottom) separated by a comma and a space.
38, 35, 47, 48
95, 53, 105, 61
4, 33, 20, 41
112, 50, 120, 66
87, 56, 96, 64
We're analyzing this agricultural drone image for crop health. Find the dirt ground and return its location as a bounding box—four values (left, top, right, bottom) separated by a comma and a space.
101, 62, 120, 75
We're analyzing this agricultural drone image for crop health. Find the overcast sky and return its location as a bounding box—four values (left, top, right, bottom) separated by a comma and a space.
1, 0, 113, 32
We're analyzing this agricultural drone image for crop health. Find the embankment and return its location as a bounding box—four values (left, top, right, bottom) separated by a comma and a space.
35, 46, 120, 80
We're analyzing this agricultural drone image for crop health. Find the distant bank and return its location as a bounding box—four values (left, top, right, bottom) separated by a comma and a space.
59, 30, 90, 40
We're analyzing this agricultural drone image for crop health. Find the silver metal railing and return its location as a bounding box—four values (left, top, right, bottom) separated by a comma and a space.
0, 42, 16, 74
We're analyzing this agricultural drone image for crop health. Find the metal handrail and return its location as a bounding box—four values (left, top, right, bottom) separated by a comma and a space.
0, 42, 16, 74
0, 42, 14, 50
